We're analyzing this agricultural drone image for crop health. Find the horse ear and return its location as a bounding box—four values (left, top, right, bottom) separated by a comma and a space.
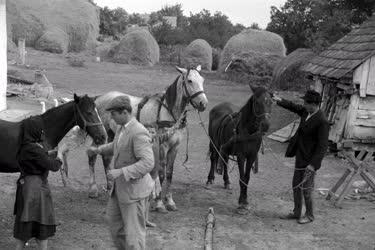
176, 66, 187, 74
73, 93, 79, 103
196, 65, 201, 72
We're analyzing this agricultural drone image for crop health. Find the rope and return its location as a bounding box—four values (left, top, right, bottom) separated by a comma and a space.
181, 111, 191, 172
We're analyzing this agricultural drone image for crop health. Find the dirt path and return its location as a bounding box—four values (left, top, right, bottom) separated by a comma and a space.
1, 50, 375, 249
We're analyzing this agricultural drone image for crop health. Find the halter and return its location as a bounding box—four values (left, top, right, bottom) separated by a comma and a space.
74, 103, 103, 131
181, 69, 205, 108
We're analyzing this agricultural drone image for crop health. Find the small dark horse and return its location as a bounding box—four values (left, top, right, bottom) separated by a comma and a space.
0, 94, 107, 173
207, 86, 272, 212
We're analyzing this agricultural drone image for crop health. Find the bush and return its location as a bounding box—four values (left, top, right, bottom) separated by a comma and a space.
211, 48, 221, 71
67, 56, 85, 67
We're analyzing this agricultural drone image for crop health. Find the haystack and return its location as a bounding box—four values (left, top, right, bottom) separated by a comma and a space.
113, 29, 160, 66
7, 0, 99, 53
35, 28, 69, 54
272, 48, 315, 90
220, 29, 286, 86
182, 39, 212, 70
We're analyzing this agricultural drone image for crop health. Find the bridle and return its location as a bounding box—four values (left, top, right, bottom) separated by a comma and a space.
74, 103, 103, 131
181, 69, 205, 109
252, 94, 271, 126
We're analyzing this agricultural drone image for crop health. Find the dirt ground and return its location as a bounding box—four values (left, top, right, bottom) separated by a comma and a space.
1, 49, 375, 250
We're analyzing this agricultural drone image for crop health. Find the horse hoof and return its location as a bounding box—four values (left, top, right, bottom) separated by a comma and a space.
166, 203, 178, 211
236, 205, 250, 215
88, 186, 99, 198
224, 183, 232, 190
146, 221, 157, 228
154, 206, 168, 214
88, 191, 99, 199
206, 180, 214, 185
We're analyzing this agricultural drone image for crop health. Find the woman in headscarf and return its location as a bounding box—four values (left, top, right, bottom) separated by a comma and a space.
14, 116, 62, 250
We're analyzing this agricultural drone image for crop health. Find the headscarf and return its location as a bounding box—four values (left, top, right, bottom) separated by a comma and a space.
21, 116, 45, 145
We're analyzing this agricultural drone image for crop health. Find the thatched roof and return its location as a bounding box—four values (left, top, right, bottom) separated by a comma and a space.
302, 14, 375, 80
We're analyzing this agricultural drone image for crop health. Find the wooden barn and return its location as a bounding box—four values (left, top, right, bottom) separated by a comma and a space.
302, 14, 375, 152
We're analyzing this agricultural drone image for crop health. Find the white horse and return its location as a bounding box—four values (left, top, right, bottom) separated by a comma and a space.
88, 65, 208, 212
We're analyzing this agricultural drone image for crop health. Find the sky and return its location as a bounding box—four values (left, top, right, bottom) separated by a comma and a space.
93, 0, 286, 29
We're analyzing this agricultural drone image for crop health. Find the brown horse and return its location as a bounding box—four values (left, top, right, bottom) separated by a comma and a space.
207, 86, 272, 213
87, 66, 208, 212
0, 94, 107, 173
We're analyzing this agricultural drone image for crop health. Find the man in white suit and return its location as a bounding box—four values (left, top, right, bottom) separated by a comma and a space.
88, 95, 154, 250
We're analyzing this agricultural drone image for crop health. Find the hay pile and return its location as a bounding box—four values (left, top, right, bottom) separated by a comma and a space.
220, 29, 286, 86
35, 28, 69, 54
181, 39, 212, 70
272, 48, 315, 90
7, 0, 99, 53
113, 29, 160, 66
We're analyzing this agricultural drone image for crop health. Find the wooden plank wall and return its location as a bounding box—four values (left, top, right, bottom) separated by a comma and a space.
354, 55, 375, 97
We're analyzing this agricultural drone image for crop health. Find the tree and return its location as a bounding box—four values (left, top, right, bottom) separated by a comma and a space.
111, 7, 129, 35
266, 0, 374, 53
250, 23, 260, 30
188, 10, 240, 48
128, 13, 147, 25
99, 7, 115, 36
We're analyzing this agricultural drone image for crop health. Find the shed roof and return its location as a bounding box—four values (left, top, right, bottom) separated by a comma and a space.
302, 14, 375, 80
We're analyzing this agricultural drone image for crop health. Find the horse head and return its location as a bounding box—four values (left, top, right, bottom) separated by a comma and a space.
241, 85, 272, 134
73, 94, 107, 145
176, 65, 208, 112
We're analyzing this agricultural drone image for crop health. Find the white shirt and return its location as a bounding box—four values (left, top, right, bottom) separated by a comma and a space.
117, 120, 132, 146
306, 110, 318, 121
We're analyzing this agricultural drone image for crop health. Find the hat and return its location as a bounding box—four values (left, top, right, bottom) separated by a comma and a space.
301, 90, 322, 104
106, 95, 132, 112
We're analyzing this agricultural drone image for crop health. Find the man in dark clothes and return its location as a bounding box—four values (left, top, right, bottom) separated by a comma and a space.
273, 90, 329, 224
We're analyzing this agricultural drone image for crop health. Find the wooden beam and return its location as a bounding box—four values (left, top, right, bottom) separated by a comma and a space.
359, 59, 370, 97
0, 0, 6, 111
366, 56, 375, 95
18, 38, 26, 65
204, 207, 215, 250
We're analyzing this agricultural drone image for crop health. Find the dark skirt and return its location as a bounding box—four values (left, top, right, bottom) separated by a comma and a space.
13, 175, 56, 241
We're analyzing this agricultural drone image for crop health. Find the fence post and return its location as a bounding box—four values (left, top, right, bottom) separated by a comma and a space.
18, 38, 26, 65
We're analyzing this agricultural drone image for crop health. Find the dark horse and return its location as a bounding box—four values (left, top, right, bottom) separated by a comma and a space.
0, 94, 107, 173
207, 86, 272, 212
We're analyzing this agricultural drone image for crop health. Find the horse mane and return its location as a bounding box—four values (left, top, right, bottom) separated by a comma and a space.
42, 100, 74, 117
165, 75, 179, 109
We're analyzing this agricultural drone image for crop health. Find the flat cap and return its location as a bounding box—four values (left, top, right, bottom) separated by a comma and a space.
106, 95, 132, 111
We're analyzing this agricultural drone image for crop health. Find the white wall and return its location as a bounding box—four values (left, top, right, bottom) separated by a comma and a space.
0, 0, 7, 111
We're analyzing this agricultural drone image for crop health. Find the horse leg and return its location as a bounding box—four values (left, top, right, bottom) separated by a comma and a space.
223, 154, 231, 190
237, 156, 248, 211
165, 146, 178, 211
102, 154, 113, 191
218, 145, 231, 189
87, 148, 99, 198
237, 157, 254, 214
206, 144, 217, 186
154, 145, 168, 213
